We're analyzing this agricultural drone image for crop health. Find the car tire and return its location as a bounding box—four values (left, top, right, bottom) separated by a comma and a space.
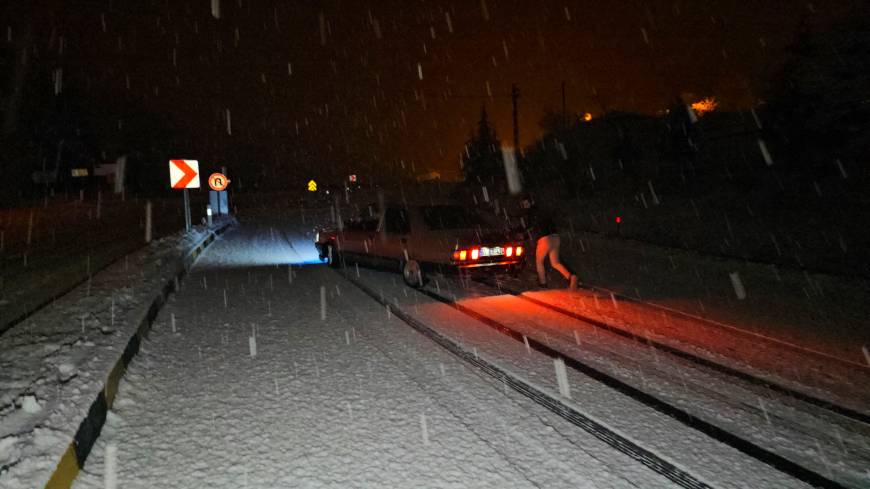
402, 259, 425, 288
326, 244, 341, 268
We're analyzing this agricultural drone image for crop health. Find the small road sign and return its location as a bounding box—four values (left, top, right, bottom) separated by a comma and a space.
169, 159, 201, 189
208, 173, 230, 191
308, 180, 317, 192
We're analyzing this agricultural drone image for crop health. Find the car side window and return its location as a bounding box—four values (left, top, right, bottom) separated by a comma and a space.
384, 207, 410, 234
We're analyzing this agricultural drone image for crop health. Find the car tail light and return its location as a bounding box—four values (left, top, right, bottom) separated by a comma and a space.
453, 250, 468, 261
470, 248, 480, 260
515, 246, 523, 256
506, 246, 514, 257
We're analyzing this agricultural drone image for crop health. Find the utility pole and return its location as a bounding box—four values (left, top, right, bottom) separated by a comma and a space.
511, 83, 520, 154
561, 81, 567, 128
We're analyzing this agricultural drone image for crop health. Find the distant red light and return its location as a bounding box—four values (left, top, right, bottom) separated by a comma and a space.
506, 246, 513, 257
470, 248, 480, 260
615, 216, 622, 224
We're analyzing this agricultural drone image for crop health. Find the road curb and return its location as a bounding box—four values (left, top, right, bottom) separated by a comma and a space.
44, 220, 234, 489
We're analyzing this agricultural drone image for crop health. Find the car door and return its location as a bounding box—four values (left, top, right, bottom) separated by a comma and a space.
338, 203, 379, 260
357, 203, 381, 258
378, 206, 411, 264
336, 218, 363, 256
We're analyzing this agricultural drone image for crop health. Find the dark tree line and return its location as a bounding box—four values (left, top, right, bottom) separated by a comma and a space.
0, 39, 190, 204
507, 9, 870, 203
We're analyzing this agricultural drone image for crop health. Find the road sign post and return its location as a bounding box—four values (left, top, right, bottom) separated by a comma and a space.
220, 166, 228, 215
183, 189, 191, 231
207, 172, 230, 217
169, 159, 201, 232
209, 190, 229, 216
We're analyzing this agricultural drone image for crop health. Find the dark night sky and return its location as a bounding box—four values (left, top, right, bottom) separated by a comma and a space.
2, 0, 856, 185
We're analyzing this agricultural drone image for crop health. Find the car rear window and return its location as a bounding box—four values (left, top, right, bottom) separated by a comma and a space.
422, 205, 488, 230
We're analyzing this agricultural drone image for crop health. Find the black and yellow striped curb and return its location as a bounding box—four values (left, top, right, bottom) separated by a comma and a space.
45, 221, 233, 489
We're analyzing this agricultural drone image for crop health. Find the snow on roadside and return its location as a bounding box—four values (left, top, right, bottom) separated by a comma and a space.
0, 222, 225, 488
559, 230, 870, 365
0, 198, 186, 336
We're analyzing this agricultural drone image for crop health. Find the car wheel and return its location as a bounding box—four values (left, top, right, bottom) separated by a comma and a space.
402, 259, 424, 287
326, 244, 341, 268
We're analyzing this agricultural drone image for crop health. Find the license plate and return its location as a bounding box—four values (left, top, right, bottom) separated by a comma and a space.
480, 246, 504, 257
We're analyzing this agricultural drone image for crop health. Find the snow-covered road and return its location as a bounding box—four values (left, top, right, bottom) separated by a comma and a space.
73, 220, 675, 488
71, 216, 868, 489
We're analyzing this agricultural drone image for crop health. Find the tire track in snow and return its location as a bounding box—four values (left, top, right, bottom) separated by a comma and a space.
476, 277, 870, 426
408, 280, 853, 489
327, 285, 647, 489
338, 268, 715, 489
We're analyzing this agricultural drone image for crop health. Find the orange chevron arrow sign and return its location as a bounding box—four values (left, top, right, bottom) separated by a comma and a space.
169, 159, 201, 189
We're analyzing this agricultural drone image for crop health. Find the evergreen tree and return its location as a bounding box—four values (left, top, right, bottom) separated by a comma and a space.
461, 106, 503, 184
766, 12, 870, 181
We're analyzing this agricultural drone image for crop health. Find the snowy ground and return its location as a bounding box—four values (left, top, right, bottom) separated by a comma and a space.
556, 229, 870, 366
341, 269, 867, 488
0, 219, 222, 488
4, 202, 867, 488
72, 220, 679, 489
409, 278, 870, 487
70, 214, 868, 488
